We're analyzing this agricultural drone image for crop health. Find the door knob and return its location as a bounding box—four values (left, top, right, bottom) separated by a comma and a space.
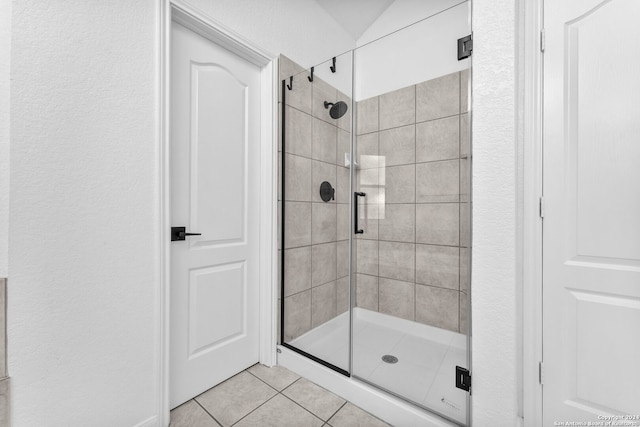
171, 226, 202, 241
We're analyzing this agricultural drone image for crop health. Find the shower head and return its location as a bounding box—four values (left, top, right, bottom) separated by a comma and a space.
323, 101, 348, 119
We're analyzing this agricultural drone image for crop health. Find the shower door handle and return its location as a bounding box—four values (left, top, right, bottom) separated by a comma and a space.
354, 192, 366, 234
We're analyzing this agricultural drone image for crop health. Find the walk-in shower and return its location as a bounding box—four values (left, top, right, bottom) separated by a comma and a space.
278, 3, 471, 425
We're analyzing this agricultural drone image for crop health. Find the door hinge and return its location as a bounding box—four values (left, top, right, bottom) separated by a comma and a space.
539, 197, 545, 219
455, 366, 471, 392
540, 29, 546, 53
539, 361, 544, 385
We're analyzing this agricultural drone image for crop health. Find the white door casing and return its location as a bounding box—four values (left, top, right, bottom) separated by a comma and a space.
169, 20, 261, 408
543, 0, 640, 422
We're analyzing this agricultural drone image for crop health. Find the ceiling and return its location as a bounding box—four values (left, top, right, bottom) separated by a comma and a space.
314, 0, 395, 40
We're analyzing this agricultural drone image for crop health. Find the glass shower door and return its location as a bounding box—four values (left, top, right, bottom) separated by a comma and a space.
351, 4, 472, 425
280, 52, 354, 374
279, 3, 472, 423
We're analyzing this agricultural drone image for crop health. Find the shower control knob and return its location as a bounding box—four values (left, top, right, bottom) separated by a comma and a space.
320, 181, 335, 202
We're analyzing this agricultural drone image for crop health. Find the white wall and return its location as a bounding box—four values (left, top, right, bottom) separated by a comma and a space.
7, 1, 355, 426
354, 1, 470, 100
9, 1, 159, 425
0, 0, 10, 278
357, 0, 465, 46
471, 0, 520, 424
183, 0, 356, 69
181, 0, 357, 97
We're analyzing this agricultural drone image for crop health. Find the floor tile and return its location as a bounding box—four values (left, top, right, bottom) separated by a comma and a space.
328, 402, 391, 427
195, 371, 277, 426
234, 394, 324, 427
170, 308, 469, 427
247, 363, 300, 391
170, 400, 220, 427
282, 378, 346, 421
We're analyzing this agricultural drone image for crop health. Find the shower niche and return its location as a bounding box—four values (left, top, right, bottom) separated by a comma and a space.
279, 3, 471, 425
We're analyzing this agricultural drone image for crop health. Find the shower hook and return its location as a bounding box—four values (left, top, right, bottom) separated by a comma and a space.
286, 76, 293, 90
308, 67, 314, 82
330, 57, 336, 73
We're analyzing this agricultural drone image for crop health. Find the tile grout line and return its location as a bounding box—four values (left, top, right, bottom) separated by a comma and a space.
228, 389, 281, 427
279, 389, 334, 424
245, 367, 294, 392
356, 111, 462, 137
279, 376, 302, 393
192, 398, 224, 427
325, 401, 348, 425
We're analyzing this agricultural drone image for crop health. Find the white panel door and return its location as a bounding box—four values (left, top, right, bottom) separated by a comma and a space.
543, 0, 640, 423
170, 22, 261, 408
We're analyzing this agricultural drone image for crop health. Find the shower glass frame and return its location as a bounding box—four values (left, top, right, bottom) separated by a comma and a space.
280, 4, 472, 424
279, 51, 355, 377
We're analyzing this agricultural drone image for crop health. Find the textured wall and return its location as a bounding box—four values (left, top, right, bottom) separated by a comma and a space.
0, 0, 10, 277
9, 1, 159, 425
471, 0, 520, 424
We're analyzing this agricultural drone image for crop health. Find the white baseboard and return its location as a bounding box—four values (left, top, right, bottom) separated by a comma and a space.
133, 415, 159, 427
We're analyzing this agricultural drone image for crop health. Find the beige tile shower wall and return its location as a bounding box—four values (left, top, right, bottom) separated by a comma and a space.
278, 55, 352, 342
355, 70, 470, 334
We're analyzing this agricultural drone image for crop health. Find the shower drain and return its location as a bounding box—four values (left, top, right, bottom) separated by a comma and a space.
381, 355, 398, 364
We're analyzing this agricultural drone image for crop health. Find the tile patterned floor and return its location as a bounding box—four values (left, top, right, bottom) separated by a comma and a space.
170, 363, 391, 427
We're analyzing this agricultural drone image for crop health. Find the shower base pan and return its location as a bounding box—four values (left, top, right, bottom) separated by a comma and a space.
281, 308, 468, 426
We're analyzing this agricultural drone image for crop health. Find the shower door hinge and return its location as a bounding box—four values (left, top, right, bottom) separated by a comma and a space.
455, 366, 471, 392
539, 197, 545, 219
540, 29, 546, 53
458, 34, 473, 60
539, 361, 544, 385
